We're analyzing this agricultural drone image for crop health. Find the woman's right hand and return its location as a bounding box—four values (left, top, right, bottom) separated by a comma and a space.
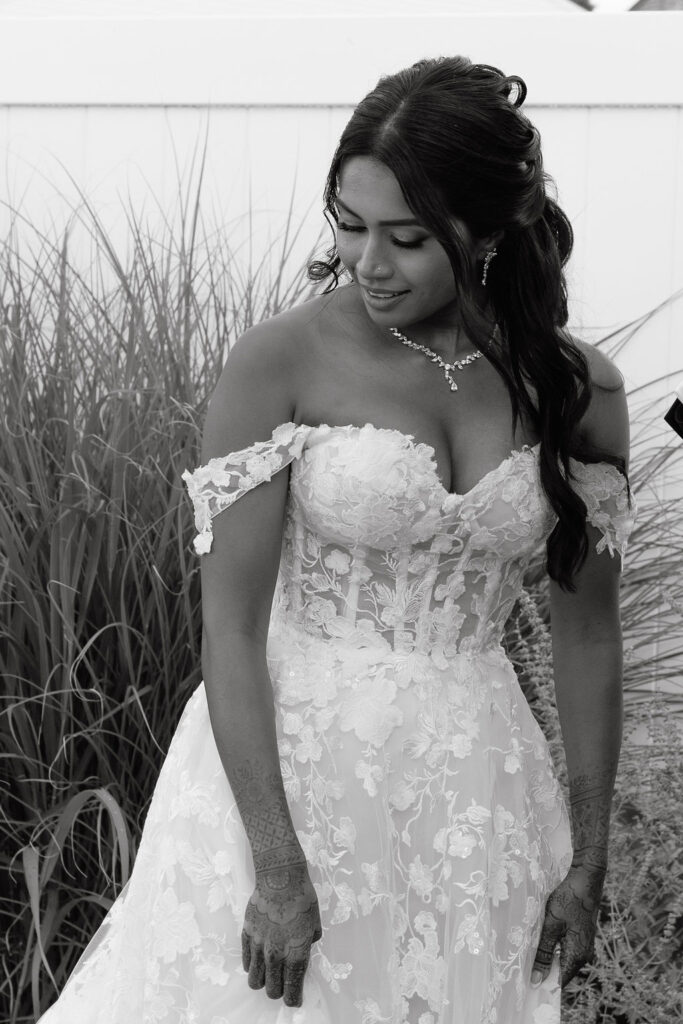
241, 860, 322, 1008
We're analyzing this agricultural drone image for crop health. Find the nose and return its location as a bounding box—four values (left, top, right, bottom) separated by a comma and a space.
355, 236, 393, 280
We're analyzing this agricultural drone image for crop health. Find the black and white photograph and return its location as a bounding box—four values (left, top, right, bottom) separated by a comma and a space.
1, 3, 682, 1022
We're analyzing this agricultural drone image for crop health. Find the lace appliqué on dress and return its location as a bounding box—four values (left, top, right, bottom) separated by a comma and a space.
181, 421, 311, 554
568, 457, 636, 560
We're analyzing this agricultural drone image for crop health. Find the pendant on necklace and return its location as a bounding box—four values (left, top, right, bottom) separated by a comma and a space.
388, 325, 487, 393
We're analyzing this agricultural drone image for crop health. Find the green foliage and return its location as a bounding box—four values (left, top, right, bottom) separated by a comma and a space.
1, 173, 681, 1023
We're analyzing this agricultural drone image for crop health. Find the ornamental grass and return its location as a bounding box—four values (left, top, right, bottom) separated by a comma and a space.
506, 334, 683, 1018
0, 171, 681, 1023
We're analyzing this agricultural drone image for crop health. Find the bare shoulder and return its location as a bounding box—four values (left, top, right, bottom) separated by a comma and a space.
568, 335, 624, 392
221, 290, 340, 379
201, 290, 343, 461
201, 304, 310, 460
566, 335, 630, 467
226, 292, 332, 383
226, 303, 312, 371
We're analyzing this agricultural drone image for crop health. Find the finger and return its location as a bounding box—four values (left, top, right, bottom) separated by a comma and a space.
283, 952, 310, 1008
264, 947, 285, 1000
560, 939, 596, 988
247, 943, 266, 990
560, 952, 583, 988
241, 930, 251, 974
531, 914, 565, 984
533, 937, 558, 969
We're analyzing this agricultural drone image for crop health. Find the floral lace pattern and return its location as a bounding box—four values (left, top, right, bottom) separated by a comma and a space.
40, 421, 635, 1024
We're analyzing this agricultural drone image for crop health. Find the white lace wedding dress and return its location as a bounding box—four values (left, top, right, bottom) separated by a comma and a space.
38, 421, 635, 1024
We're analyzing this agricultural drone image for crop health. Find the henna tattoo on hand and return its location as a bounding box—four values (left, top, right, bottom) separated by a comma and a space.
242, 862, 322, 1007
232, 758, 319, 1006
568, 761, 618, 870
231, 757, 306, 869
533, 762, 618, 987
253, 845, 308, 875
532, 864, 605, 988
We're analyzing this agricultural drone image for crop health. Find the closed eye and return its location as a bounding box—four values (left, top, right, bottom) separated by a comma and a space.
336, 222, 425, 250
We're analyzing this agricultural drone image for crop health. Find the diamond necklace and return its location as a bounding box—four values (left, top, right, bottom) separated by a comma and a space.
388, 323, 498, 392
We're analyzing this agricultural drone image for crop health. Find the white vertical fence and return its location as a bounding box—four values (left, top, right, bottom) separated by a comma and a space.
0, 12, 682, 402
1, 12, 681, 713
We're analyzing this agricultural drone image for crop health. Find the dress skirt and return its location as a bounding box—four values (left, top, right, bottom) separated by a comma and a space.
38, 634, 571, 1024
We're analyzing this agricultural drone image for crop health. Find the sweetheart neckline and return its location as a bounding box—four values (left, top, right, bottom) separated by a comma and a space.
293, 420, 541, 502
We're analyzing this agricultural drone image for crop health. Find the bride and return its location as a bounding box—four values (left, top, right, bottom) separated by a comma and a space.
38, 56, 635, 1024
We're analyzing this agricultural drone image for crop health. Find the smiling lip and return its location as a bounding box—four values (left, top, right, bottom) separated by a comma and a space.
362, 289, 408, 310
362, 286, 408, 296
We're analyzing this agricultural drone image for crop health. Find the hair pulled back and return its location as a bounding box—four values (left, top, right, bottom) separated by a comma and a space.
308, 55, 629, 592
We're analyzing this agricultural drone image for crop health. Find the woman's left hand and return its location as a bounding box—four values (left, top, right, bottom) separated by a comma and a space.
531, 863, 606, 988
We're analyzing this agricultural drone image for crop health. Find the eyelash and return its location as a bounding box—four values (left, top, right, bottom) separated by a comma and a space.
336, 222, 425, 250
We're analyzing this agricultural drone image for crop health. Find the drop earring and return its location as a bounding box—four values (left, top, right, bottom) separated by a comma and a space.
481, 248, 497, 286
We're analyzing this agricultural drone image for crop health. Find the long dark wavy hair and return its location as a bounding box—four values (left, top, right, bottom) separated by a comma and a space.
307, 55, 631, 592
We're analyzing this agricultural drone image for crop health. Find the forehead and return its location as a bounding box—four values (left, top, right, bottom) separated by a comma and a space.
337, 156, 413, 215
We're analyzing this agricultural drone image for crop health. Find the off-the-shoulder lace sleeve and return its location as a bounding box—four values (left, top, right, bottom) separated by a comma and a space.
568, 458, 637, 560
182, 421, 311, 555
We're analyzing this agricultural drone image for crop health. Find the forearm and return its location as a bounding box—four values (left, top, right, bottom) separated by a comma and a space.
202, 627, 306, 874
552, 635, 623, 871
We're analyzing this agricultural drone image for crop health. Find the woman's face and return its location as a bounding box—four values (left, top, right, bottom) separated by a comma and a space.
334, 155, 476, 330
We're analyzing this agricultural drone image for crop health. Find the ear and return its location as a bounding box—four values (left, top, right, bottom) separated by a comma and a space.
475, 229, 504, 259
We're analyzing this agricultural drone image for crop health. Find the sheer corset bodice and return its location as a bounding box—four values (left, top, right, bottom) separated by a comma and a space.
185, 420, 634, 665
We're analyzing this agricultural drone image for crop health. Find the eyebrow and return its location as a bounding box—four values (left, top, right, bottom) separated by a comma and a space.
334, 198, 421, 227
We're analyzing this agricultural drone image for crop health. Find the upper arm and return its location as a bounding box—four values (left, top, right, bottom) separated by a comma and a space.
549, 523, 623, 646
572, 338, 630, 472
199, 320, 298, 640
549, 340, 631, 642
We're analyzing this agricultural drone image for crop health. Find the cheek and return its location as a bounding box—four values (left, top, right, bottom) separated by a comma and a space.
403, 244, 453, 286
334, 229, 361, 257
415, 256, 455, 294
429, 253, 458, 291
335, 237, 356, 266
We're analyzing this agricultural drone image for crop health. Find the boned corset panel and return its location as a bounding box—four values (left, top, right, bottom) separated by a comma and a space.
183, 421, 636, 657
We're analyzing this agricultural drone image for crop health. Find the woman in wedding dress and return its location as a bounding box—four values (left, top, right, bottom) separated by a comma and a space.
38, 56, 635, 1024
